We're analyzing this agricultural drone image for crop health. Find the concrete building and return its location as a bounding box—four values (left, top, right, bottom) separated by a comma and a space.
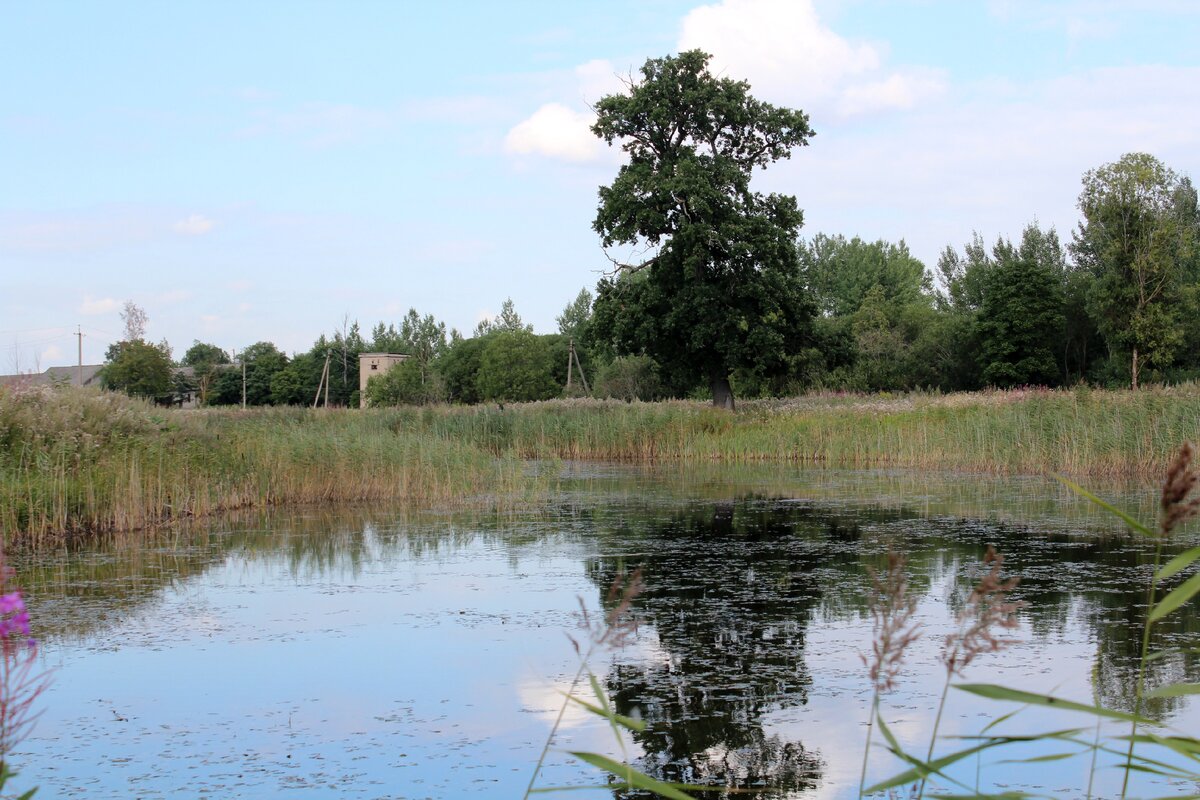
358, 352, 409, 407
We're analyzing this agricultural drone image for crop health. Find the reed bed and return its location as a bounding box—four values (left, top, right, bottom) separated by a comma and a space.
0, 385, 530, 546
6, 383, 1200, 544
397, 384, 1200, 477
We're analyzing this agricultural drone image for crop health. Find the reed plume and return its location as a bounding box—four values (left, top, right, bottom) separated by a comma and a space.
860, 552, 921, 796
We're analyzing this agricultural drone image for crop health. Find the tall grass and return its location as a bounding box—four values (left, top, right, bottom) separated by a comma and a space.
7, 382, 1199, 544
0, 385, 533, 546
387, 385, 1200, 477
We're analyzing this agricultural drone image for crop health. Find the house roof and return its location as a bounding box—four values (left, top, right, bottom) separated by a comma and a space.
0, 364, 105, 388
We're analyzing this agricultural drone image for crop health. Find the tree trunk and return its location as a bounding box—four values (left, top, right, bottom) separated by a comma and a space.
710, 373, 735, 410
1131, 346, 1139, 391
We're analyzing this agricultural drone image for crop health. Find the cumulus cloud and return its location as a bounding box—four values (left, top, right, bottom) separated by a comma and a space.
79, 296, 119, 315
678, 0, 944, 116
679, 0, 879, 104
761, 63, 1200, 278
504, 102, 603, 162
503, 0, 943, 164
172, 214, 216, 236
573, 58, 627, 103
838, 69, 948, 116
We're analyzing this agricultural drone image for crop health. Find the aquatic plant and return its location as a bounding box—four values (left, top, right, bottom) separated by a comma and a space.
0, 384, 538, 545
526, 569, 711, 799
858, 552, 921, 797
0, 550, 48, 799
858, 442, 1200, 798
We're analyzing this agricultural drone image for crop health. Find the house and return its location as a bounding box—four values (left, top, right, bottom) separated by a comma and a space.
0, 364, 104, 389
358, 352, 408, 407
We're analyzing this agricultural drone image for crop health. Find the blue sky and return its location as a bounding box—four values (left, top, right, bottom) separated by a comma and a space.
3, 0, 1198, 368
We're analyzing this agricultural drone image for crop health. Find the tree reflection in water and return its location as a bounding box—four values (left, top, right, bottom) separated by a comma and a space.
587, 501, 873, 797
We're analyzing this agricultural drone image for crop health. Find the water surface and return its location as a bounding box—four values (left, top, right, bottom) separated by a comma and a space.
14, 463, 1200, 798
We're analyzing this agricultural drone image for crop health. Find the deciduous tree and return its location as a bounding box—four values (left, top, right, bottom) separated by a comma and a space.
1070, 153, 1197, 388
590, 50, 815, 409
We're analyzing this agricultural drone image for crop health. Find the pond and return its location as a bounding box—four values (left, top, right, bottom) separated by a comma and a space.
12, 462, 1200, 798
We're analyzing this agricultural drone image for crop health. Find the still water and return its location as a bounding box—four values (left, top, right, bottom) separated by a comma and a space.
13, 463, 1200, 798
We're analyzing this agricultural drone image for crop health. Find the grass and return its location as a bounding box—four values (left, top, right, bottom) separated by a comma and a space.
0, 384, 534, 547
5, 382, 1200, 544
390, 384, 1200, 477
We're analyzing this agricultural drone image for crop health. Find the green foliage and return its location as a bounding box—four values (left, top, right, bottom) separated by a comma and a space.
181, 341, 230, 369
209, 342, 288, 406
475, 298, 531, 338
100, 340, 173, 399
365, 358, 446, 406
556, 287, 594, 342
1071, 153, 1199, 388
595, 355, 662, 401
799, 234, 934, 318
476, 330, 558, 403
976, 224, 1067, 387
270, 353, 323, 406
590, 50, 815, 406
180, 341, 231, 405
439, 336, 488, 404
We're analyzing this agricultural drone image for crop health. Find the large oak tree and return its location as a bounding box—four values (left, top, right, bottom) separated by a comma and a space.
590, 50, 815, 408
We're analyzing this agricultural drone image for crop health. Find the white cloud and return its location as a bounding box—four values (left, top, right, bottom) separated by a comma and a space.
79, 296, 119, 315
503, 103, 603, 162
155, 289, 191, 305
679, 0, 879, 105
0, 209, 155, 253
838, 69, 947, 116
767, 64, 1200, 274
40, 344, 64, 363
679, 0, 944, 117
172, 214, 215, 236
573, 59, 626, 103
503, 0, 944, 164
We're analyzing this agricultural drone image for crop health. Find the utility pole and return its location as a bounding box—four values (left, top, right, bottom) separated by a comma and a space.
241, 354, 247, 409
312, 351, 331, 409
567, 338, 590, 394
76, 325, 84, 386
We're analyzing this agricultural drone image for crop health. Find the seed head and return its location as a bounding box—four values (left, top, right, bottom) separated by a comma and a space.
942, 546, 1024, 676
575, 568, 643, 652
1161, 442, 1200, 536
862, 552, 921, 693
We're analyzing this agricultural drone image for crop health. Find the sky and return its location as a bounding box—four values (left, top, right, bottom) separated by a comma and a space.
2, 0, 1199, 369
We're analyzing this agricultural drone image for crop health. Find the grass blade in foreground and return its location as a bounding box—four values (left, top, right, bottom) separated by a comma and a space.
954, 684, 1157, 724
568, 752, 697, 800
1055, 476, 1154, 537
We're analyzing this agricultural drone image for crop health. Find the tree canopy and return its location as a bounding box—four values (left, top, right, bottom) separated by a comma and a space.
101, 340, 172, 399
1071, 152, 1199, 388
590, 50, 815, 408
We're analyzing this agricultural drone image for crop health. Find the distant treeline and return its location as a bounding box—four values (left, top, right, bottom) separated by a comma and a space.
98, 152, 1199, 407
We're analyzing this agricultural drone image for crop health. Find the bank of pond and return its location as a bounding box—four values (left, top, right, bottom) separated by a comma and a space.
3, 382, 1200, 544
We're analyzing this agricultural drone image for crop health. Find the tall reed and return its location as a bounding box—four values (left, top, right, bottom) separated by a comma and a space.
390, 385, 1200, 478
0, 386, 534, 546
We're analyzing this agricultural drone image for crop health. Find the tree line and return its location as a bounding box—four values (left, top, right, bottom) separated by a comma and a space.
100, 51, 1198, 408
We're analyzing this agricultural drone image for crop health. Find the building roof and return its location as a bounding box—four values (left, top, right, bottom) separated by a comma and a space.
0, 364, 105, 388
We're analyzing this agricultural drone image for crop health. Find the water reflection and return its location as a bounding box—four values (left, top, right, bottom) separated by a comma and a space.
575, 493, 1200, 796
12, 464, 1200, 798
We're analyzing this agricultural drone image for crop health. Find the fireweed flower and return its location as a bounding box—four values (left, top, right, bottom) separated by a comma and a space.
0, 592, 32, 645
0, 558, 49, 780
